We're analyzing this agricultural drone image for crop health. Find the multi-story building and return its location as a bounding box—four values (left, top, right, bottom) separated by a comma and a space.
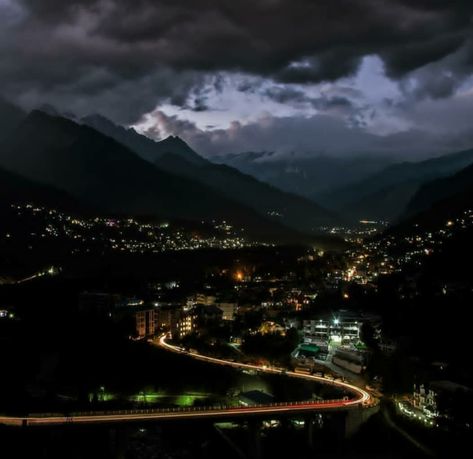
155, 305, 181, 331
176, 313, 197, 339
194, 293, 216, 306
332, 349, 366, 374
134, 308, 157, 339
303, 317, 359, 345
303, 310, 379, 346
173, 304, 223, 339
112, 299, 162, 339
412, 384, 438, 417
412, 380, 471, 420
216, 302, 237, 321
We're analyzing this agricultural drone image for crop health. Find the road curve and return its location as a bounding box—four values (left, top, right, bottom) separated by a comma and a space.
157, 335, 371, 407
0, 336, 371, 427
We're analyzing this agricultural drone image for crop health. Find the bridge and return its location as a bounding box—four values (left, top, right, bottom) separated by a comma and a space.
0, 335, 372, 428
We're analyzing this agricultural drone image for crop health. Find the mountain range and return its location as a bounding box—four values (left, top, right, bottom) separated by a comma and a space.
0, 108, 342, 245
214, 151, 394, 201
83, 114, 207, 166
214, 147, 473, 224
384, 160, 473, 236
404, 160, 473, 219
1, 98, 472, 242
81, 114, 338, 235
318, 148, 473, 222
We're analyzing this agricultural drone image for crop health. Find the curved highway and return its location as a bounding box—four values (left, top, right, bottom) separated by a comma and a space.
157, 335, 371, 407
0, 335, 371, 427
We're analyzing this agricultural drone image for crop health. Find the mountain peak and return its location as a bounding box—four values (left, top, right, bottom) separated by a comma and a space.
162, 134, 190, 147
37, 103, 59, 117
81, 112, 208, 166
154, 135, 207, 165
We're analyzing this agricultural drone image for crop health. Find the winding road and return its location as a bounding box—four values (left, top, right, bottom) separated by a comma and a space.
157, 335, 371, 406
0, 335, 371, 427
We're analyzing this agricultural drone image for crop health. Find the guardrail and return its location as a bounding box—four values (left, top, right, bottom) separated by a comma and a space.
0, 397, 360, 427
65, 397, 355, 418
0, 335, 372, 427
0, 397, 357, 426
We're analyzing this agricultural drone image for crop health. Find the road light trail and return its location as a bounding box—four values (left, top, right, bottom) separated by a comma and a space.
0, 335, 371, 427
0, 398, 363, 427
156, 334, 371, 406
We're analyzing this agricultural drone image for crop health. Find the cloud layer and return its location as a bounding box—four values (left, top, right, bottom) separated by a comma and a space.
139, 97, 473, 159
0, 0, 472, 125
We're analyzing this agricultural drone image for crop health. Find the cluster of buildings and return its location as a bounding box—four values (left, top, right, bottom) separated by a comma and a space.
78, 291, 238, 341
319, 220, 388, 244
398, 380, 472, 428
290, 310, 381, 374
6, 203, 262, 255
343, 209, 473, 286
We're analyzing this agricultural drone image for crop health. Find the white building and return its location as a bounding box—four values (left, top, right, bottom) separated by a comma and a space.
303, 317, 360, 344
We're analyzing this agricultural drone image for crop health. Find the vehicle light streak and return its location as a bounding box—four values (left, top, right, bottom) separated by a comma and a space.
0, 335, 371, 427
157, 334, 371, 407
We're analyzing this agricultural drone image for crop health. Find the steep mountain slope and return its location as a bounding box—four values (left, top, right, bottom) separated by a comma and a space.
156, 153, 338, 233
403, 161, 473, 219
216, 151, 393, 201
0, 111, 312, 242
0, 165, 84, 212
323, 148, 473, 222
83, 114, 207, 165
0, 98, 25, 140
82, 115, 339, 234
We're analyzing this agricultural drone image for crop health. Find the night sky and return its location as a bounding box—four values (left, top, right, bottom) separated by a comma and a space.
1, 0, 473, 157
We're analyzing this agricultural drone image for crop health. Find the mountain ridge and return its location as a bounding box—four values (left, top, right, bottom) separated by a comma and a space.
0, 110, 333, 244
322, 147, 473, 222
82, 114, 340, 234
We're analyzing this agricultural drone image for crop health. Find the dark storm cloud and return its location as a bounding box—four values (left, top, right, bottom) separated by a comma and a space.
266, 87, 354, 110
1, 0, 472, 121
264, 86, 361, 120
142, 108, 473, 159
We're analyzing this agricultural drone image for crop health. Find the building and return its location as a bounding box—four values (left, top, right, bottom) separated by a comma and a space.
110, 298, 163, 339
176, 312, 197, 339
174, 304, 224, 339
303, 310, 379, 345
155, 305, 181, 331
332, 349, 366, 374
412, 380, 471, 420
259, 321, 285, 335
412, 383, 438, 418
216, 302, 237, 321
303, 317, 360, 345
291, 343, 328, 367
194, 293, 216, 306
134, 308, 157, 339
